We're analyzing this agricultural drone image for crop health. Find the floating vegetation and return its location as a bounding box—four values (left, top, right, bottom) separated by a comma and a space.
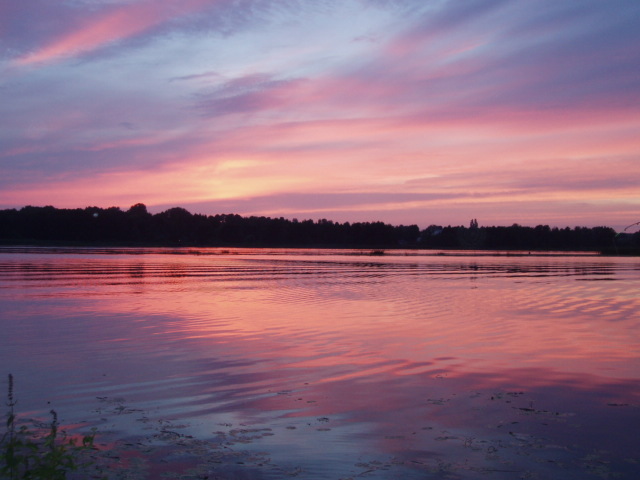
1, 374, 101, 480
3, 378, 639, 479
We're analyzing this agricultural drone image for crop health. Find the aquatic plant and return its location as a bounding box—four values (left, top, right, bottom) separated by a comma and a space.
1, 374, 101, 480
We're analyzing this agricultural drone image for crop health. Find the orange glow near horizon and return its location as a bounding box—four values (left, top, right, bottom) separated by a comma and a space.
2, 103, 638, 228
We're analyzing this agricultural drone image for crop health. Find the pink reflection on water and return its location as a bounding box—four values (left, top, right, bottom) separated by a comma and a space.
1, 249, 639, 478
86, 253, 639, 381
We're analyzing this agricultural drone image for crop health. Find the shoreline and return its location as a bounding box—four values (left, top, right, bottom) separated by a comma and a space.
0, 243, 615, 257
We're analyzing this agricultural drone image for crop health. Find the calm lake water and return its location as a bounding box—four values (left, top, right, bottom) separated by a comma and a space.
1, 247, 639, 479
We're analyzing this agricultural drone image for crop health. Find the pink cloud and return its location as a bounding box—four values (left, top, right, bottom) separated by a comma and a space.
2, 1, 638, 230
14, 0, 213, 66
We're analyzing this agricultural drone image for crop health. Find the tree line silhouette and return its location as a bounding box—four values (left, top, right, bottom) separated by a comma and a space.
0, 204, 634, 252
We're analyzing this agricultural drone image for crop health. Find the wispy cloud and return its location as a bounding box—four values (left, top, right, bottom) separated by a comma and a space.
11, 1, 211, 65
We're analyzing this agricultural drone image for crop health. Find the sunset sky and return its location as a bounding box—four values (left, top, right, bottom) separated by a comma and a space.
1, 0, 639, 230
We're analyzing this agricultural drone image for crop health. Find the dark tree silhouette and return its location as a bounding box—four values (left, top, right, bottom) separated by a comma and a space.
0, 205, 622, 252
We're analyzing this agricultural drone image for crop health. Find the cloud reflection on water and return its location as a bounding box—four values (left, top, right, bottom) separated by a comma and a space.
0, 249, 638, 478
